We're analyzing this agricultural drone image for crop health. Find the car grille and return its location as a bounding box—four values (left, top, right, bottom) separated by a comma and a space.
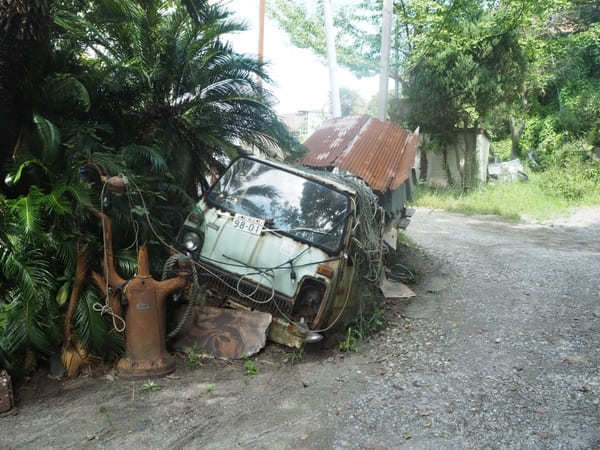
197, 262, 295, 318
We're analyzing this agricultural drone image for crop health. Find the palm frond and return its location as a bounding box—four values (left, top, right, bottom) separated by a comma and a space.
122, 144, 167, 174
115, 248, 137, 278
34, 115, 62, 163
74, 289, 124, 358
0, 244, 54, 303
7, 187, 44, 235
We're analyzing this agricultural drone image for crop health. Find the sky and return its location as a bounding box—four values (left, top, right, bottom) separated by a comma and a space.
223, 0, 379, 115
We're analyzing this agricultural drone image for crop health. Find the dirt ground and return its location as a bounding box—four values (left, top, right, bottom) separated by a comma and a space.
2, 207, 599, 449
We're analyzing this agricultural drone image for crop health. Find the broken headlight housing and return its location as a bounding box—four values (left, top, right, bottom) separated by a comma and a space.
292, 279, 326, 324
182, 231, 202, 253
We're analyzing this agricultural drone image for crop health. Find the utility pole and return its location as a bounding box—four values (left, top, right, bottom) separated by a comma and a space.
324, 0, 341, 117
258, 0, 266, 91
378, 0, 393, 121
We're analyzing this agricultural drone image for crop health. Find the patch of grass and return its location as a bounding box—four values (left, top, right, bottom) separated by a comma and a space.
98, 406, 113, 428
412, 169, 600, 221
243, 358, 259, 379
338, 283, 386, 353
396, 231, 416, 248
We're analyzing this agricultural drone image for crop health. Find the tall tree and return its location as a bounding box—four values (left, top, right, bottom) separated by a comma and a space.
324, 0, 341, 117
378, 0, 393, 120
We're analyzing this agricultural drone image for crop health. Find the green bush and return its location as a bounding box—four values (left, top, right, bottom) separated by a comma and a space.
538, 155, 600, 201
491, 138, 512, 160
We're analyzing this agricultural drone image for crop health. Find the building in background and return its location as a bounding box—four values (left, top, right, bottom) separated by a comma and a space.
281, 110, 325, 142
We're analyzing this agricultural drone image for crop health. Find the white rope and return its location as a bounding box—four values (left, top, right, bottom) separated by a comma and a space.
93, 181, 127, 333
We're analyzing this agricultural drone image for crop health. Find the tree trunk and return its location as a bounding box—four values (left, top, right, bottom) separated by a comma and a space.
90, 211, 126, 317
461, 130, 479, 190
509, 117, 525, 160
442, 148, 454, 187
0, 0, 52, 182
323, 0, 341, 117
378, 0, 393, 121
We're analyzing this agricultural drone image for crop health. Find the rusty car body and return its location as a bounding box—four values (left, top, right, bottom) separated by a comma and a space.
177, 156, 360, 348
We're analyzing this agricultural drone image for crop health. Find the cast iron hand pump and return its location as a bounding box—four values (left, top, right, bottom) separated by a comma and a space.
91, 211, 189, 377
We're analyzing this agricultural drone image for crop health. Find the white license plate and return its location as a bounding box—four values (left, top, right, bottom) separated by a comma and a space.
232, 214, 264, 235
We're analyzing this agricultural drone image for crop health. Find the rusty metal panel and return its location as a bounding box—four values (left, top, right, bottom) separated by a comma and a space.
173, 306, 272, 359
301, 115, 419, 192
301, 115, 370, 166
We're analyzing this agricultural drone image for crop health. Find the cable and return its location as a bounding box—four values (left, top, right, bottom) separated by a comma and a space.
162, 255, 207, 340
126, 171, 375, 335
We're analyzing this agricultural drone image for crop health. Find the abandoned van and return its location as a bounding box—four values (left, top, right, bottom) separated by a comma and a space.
177, 156, 361, 348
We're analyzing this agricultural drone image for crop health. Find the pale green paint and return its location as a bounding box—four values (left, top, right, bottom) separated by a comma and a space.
188, 201, 337, 298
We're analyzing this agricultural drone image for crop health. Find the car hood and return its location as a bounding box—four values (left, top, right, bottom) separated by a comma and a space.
196, 203, 335, 298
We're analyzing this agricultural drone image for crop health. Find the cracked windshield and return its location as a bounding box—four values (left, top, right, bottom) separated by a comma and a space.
207, 158, 349, 253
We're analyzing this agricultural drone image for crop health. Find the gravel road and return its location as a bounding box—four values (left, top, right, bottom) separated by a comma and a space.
2, 208, 599, 449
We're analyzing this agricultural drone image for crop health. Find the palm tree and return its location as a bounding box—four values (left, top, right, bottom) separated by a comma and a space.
59, 0, 296, 199
0, 0, 52, 182
1, 0, 298, 374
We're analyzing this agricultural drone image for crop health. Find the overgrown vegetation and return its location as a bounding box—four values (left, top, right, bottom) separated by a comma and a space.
0, 0, 297, 376
413, 161, 600, 220
272, 0, 600, 200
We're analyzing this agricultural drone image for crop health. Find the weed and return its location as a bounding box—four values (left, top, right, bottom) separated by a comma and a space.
141, 379, 161, 392
353, 286, 386, 341
396, 231, 416, 248
338, 327, 359, 352
98, 406, 113, 428
283, 348, 304, 365
338, 284, 386, 353
243, 358, 259, 377
185, 346, 203, 369
205, 384, 214, 394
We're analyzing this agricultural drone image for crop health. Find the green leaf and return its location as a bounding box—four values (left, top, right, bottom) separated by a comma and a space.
8, 187, 43, 235
34, 116, 61, 163
6, 159, 49, 186
75, 290, 124, 358
131, 206, 149, 217
42, 74, 91, 114
56, 281, 72, 306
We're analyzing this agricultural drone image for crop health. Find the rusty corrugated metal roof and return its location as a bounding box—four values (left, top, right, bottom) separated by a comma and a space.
302, 115, 370, 166
300, 115, 419, 192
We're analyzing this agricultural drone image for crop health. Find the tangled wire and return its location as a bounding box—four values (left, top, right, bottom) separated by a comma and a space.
161, 254, 206, 340
299, 167, 386, 283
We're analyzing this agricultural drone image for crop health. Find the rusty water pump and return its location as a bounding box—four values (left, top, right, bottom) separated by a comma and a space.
91, 211, 190, 377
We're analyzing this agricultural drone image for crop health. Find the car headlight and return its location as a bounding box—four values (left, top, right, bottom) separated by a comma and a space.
182, 231, 202, 252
